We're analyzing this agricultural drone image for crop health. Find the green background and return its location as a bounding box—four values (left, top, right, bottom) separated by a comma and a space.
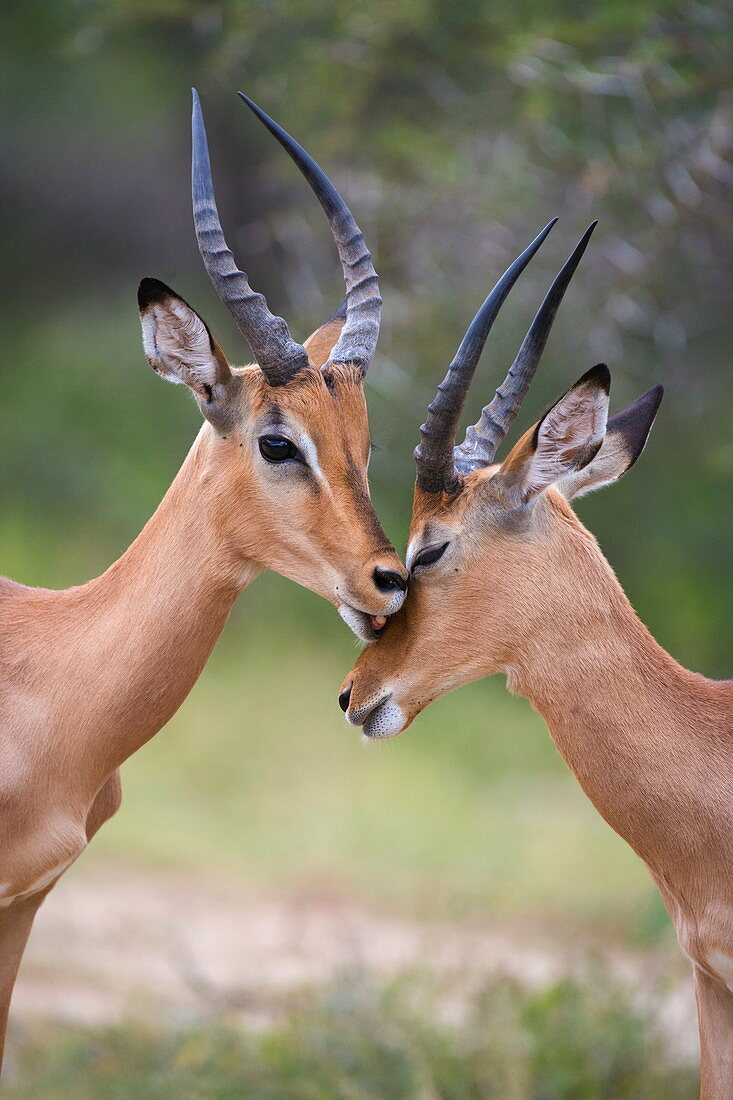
1, 1, 730, 1092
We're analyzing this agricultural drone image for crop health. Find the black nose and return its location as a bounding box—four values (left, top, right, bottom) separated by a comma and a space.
373, 567, 408, 593
338, 685, 352, 713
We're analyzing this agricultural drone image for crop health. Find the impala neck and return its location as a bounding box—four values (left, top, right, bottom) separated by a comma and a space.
506, 524, 715, 863
67, 426, 260, 780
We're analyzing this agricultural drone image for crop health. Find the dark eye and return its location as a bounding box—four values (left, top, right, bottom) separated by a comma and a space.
259, 436, 300, 463
412, 542, 449, 570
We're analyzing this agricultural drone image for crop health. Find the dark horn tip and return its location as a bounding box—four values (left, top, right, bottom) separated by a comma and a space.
578, 220, 598, 246
536, 216, 559, 242
237, 90, 264, 119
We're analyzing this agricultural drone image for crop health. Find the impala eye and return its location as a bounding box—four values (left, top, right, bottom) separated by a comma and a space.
412, 542, 449, 571
259, 436, 300, 463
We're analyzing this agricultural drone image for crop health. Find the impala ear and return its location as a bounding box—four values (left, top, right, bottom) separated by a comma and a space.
558, 384, 663, 500
138, 278, 241, 431
499, 364, 611, 501
303, 300, 347, 369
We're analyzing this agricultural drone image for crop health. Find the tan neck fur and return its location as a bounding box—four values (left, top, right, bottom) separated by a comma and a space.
3, 428, 259, 792
504, 519, 733, 878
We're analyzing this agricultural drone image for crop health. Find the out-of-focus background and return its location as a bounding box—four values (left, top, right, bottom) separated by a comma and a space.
1, 0, 731, 1095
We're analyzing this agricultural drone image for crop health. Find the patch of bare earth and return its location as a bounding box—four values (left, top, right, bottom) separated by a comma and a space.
7, 864, 698, 1063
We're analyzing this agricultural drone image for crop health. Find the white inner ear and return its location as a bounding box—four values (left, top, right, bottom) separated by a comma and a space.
142, 298, 220, 396
522, 383, 609, 497
559, 430, 629, 500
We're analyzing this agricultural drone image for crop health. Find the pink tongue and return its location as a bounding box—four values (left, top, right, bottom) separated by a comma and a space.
370, 616, 387, 633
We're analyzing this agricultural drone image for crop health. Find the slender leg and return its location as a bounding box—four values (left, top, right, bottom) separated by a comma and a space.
0, 893, 45, 1072
0, 772, 122, 1074
695, 966, 733, 1099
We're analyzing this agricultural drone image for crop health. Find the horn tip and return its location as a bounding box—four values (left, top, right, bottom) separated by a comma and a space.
237, 90, 263, 119
534, 216, 559, 246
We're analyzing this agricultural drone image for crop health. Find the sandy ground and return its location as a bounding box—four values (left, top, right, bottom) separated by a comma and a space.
7, 864, 699, 1063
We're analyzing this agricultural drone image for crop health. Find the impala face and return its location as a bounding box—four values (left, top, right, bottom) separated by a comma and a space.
240, 359, 407, 633
136, 91, 409, 641
139, 284, 407, 643
339, 225, 663, 728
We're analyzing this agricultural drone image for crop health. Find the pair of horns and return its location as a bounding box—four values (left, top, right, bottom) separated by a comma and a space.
415, 219, 598, 494
192, 89, 381, 387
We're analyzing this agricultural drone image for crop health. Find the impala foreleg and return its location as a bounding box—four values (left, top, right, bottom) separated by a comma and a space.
695, 966, 733, 1099
0, 893, 46, 1072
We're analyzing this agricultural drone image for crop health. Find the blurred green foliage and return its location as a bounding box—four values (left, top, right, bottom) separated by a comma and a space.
6, 973, 697, 1098
0, 0, 730, 942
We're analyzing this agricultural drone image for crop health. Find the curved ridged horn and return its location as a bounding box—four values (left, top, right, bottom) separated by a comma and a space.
454, 221, 597, 474
191, 89, 310, 387
238, 92, 381, 374
414, 219, 557, 495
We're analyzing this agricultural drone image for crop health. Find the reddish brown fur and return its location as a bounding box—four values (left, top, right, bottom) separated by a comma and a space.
0, 313, 406, 1067
345, 433, 733, 1098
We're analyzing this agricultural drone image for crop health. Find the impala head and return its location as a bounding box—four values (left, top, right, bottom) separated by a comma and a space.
138, 91, 407, 641
340, 222, 663, 733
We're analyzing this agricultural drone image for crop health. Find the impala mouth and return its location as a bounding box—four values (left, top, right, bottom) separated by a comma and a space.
345, 692, 407, 739
338, 606, 391, 643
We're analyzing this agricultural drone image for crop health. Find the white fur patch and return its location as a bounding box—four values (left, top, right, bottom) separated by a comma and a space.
0, 852, 83, 910
523, 384, 609, 497
338, 605, 373, 643
142, 298, 220, 397
362, 699, 406, 739
706, 951, 733, 992
294, 428, 329, 490
504, 666, 521, 696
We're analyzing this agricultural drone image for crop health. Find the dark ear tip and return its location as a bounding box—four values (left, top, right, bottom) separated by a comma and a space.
625, 383, 664, 419
137, 277, 174, 311
579, 362, 611, 393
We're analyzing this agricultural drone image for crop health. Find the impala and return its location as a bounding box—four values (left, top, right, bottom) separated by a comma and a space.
0, 91, 408, 1064
340, 223, 733, 1097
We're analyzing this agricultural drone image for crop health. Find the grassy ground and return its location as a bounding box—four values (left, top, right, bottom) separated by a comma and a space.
6, 973, 697, 1099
